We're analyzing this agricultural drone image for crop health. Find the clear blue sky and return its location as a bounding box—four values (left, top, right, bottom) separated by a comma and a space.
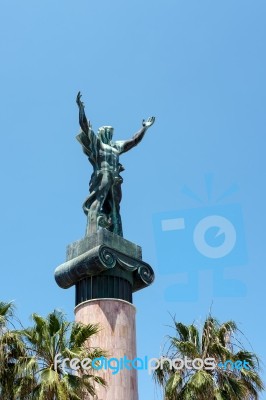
0, 0, 265, 398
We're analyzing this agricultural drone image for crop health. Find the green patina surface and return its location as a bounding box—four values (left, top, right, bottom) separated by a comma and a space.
76, 92, 155, 237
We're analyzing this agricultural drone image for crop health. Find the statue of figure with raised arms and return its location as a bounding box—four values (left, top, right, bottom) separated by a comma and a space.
76, 92, 155, 237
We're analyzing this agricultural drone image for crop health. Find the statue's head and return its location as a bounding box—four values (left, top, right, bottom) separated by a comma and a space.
98, 126, 114, 144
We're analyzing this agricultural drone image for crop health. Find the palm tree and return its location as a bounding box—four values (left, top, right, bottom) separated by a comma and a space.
18, 309, 106, 400
154, 315, 264, 400
0, 301, 28, 400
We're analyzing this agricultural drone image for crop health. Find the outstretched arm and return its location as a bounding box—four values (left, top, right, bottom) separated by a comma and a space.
116, 116, 155, 154
76, 91, 90, 134
76, 92, 98, 160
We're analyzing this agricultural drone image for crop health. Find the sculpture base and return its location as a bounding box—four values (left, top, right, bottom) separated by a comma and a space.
54, 229, 155, 304
75, 298, 138, 400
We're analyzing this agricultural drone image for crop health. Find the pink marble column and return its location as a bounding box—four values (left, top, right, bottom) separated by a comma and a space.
75, 299, 138, 400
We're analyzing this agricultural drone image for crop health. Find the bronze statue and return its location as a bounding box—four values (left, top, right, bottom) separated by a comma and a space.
76, 92, 155, 237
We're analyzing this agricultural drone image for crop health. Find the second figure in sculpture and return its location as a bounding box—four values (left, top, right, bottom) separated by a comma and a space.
76, 92, 155, 237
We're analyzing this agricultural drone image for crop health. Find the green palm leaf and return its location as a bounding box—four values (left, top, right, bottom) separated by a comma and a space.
1, 303, 106, 399
154, 315, 265, 400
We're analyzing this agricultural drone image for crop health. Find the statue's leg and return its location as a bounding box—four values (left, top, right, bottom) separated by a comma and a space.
87, 172, 112, 235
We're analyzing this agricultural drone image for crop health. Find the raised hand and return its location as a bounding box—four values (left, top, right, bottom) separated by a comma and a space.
76, 91, 84, 108
142, 116, 155, 128
76, 91, 90, 134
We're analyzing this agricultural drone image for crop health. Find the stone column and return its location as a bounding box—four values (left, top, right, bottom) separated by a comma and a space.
54, 229, 154, 399
75, 299, 137, 400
